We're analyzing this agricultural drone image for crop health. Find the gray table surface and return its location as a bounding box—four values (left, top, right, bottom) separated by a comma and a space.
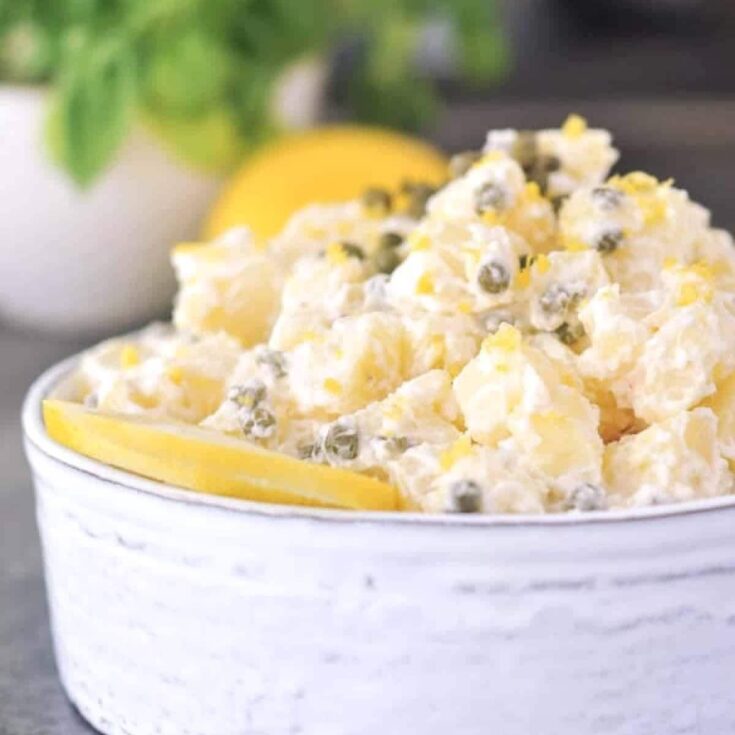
0, 328, 93, 734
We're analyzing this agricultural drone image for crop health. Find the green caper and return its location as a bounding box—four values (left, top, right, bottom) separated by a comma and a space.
297, 443, 316, 460
241, 406, 277, 439
361, 187, 392, 215
551, 194, 567, 214
323, 423, 359, 461
512, 131, 537, 170
591, 186, 624, 210
256, 348, 287, 378
595, 227, 624, 254
228, 380, 266, 409
379, 435, 411, 454
474, 181, 508, 214
340, 241, 365, 260
539, 283, 576, 314
518, 253, 536, 270
477, 260, 510, 294
374, 247, 401, 275
402, 181, 436, 219
555, 321, 586, 345
565, 482, 607, 512
526, 154, 560, 194
446, 479, 482, 513
449, 150, 481, 178
378, 231, 404, 249
511, 132, 560, 194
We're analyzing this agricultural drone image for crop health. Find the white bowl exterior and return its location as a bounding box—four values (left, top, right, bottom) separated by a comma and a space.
0, 87, 221, 335
23, 360, 735, 735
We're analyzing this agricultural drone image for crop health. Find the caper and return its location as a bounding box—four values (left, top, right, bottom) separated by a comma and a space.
555, 321, 586, 345
241, 406, 277, 440
446, 479, 482, 513
526, 155, 560, 194
378, 435, 411, 454
551, 194, 567, 214
477, 310, 514, 334
228, 380, 266, 409
512, 131, 537, 170
256, 348, 287, 378
564, 482, 607, 512
297, 443, 316, 460
591, 186, 624, 210
539, 283, 582, 314
364, 273, 390, 303
474, 181, 508, 214
402, 181, 436, 219
595, 227, 624, 254
378, 231, 404, 249
449, 150, 481, 178
361, 187, 392, 215
374, 247, 401, 275
340, 241, 365, 260
518, 253, 536, 270
477, 260, 510, 294
323, 422, 359, 461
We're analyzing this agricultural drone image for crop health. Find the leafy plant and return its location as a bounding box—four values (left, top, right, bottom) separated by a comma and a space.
0, 0, 508, 186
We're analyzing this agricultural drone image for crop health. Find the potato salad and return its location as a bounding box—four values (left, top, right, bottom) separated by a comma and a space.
68, 116, 735, 514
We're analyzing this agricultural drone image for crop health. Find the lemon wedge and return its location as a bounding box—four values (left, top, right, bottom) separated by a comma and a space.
43, 399, 399, 511
203, 125, 448, 240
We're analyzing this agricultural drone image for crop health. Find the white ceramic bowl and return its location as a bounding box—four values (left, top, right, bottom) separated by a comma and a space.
0, 86, 221, 336
23, 356, 735, 735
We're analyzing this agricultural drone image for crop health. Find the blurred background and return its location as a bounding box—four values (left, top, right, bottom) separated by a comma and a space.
2, 2, 735, 732
2, 0, 735, 336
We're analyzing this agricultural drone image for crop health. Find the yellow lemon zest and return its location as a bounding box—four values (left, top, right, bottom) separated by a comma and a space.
439, 434, 474, 471
482, 323, 521, 353
663, 256, 678, 270
563, 236, 588, 253
167, 366, 184, 385
562, 114, 588, 139
323, 378, 343, 395
609, 171, 659, 195
326, 242, 349, 265
480, 210, 502, 227
534, 253, 551, 275
473, 150, 505, 168
416, 272, 435, 295
458, 300, 473, 314
515, 268, 531, 289
409, 234, 431, 252
120, 345, 140, 370
522, 181, 543, 202
676, 283, 700, 307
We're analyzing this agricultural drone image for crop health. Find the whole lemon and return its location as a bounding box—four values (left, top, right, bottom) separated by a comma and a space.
203, 125, 448, 240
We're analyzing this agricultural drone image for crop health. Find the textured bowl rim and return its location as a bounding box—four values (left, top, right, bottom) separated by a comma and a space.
22, 351, 735, 528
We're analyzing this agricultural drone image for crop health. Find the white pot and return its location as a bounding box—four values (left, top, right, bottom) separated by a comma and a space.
23, 356, 735, 735
0, 86, 221, 336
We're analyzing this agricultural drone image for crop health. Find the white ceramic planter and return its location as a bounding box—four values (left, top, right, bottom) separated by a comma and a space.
0, 86, 221, 336
23, 356, 735, 735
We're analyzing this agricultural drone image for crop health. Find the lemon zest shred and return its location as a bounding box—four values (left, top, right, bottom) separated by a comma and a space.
120, 345, 140, 370
416, 272, 435, 295
323, 378, 343, 395
326, 242, 349, 265
482, 323, 521, 353
562, 114, 588, 139
439, 434, 474, 471
534, 254, 550, 275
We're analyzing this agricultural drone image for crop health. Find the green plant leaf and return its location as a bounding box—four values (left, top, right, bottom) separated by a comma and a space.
45, 33, 138, 187
142, 106, 247, 173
